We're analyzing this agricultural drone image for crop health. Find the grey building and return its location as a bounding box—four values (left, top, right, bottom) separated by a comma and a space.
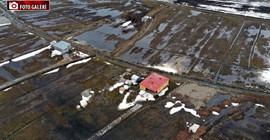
52, 41, 71, 53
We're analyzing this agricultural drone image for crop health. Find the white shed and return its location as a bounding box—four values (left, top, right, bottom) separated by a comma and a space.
52, 41, 71, 53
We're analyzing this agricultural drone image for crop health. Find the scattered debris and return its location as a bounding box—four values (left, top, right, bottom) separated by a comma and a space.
124, 85, 129, 90
119, 87, 125, 94
141, 16, 152, 22
176, 83, 181, 86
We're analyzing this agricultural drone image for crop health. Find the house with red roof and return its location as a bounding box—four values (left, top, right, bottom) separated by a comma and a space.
139, 73, 169, 93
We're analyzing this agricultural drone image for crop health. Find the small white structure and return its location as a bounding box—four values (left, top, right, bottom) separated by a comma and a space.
50, 40, 57, 45
52, 41, 71, 53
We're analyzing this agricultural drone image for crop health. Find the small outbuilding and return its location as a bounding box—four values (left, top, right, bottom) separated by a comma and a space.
52, 41, 71, 53
139, 73, 169, 93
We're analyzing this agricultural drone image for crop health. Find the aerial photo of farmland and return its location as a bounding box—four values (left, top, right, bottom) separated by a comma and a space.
0, 0, 270, 139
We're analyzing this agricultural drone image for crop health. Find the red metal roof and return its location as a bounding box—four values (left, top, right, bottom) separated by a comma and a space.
140, 73, 169, 93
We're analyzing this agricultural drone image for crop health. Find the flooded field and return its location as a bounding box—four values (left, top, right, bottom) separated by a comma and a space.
74, 21, 138, 52
12, 0, 270, 91
1, 0, 270, 139
0, 57, 152, 139
15, 0, 145, 38
217, 21, 270, 91
0, 45, 63, 84
0, 24, 47, 62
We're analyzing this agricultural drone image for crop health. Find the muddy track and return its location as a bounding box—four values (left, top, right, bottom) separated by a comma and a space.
111, 6, 166, 57
213, 21, 246, 84
248, 25, 262, 69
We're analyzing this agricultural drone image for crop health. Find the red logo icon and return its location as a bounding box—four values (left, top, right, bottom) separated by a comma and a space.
9, 2, 19, 10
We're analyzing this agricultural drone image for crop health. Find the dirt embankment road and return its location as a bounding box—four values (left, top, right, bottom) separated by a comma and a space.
111, 6, 167, 57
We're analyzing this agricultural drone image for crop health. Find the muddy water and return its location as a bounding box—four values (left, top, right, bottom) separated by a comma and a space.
208, 102, 270, 139
206, 94, 231, 108
75, 23, 137, 52
120, 31, 157, 64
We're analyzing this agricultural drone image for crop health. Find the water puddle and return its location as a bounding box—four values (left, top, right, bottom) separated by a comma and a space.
74, 23, 137, 52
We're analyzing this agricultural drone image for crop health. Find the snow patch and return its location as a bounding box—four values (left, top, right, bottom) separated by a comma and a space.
51, 50, 62, 57
188, 123, 200, 133
26, 31, 34, 35
135, 90, 155, 102
118, 92, 135, 110
165, 102, 175, 108
231, 102, 239, 106
118, 90, 155, 110
212, 111, 219, 115
109, 82, 124, 91
158, 87, 168, 96
66, 58, 91, 68
259, 68, 270, 84
73, 51, 89, 58
121, 21, 132, 27
255, 103, 265, 108
0, 61, 9, 67
3, 87, 12, 91
0, 23, 11, 27
77, 89, 94, 109
105, 61, 112, 65
148, 64, 178, 73
43, 68, 59, 75
169, 100, 200, 117
199, 4, 270, 20
12, 45, 51, 62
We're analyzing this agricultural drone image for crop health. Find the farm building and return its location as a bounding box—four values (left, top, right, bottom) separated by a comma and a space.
52, 41, 71, 53
139, 73, 169, 93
